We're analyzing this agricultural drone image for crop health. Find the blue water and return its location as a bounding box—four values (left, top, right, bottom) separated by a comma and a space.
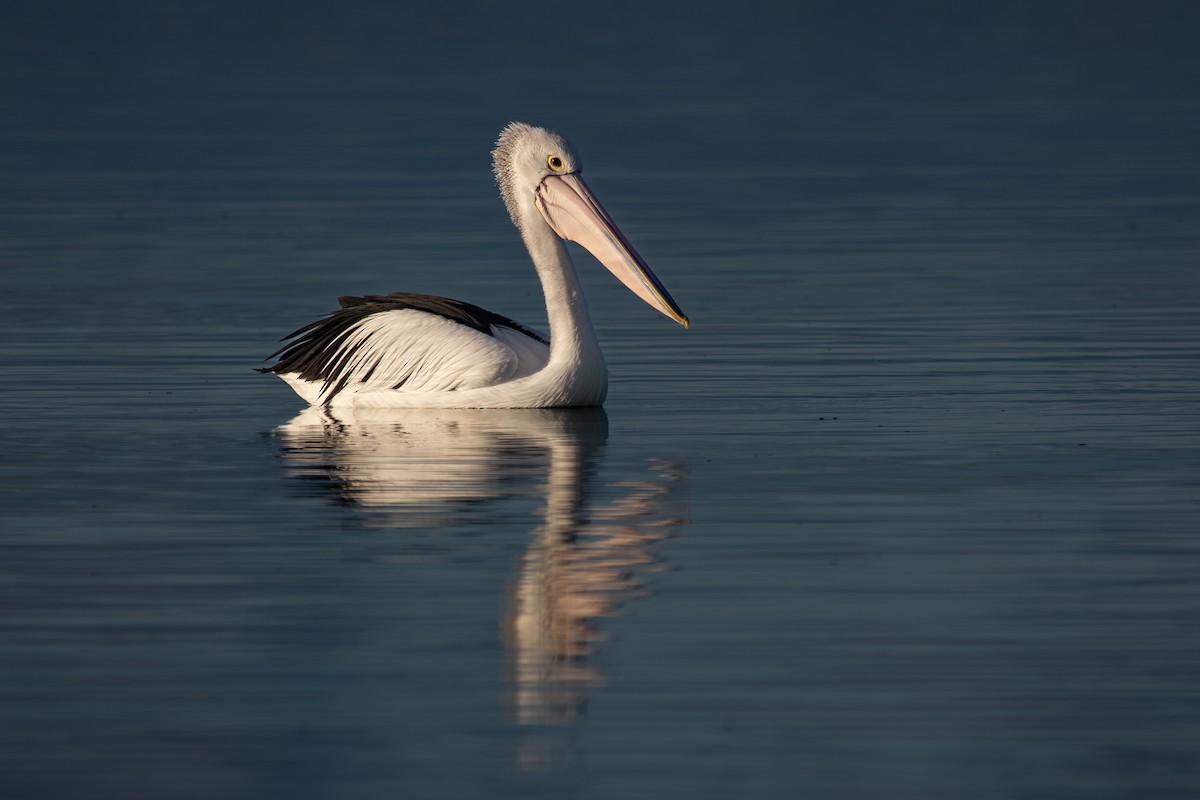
3, 3, 1199, 798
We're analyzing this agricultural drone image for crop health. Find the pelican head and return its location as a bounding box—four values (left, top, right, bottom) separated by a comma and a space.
492, 122, 689, 328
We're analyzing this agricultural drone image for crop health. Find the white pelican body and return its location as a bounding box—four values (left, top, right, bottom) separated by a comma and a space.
262, 122, 688, 409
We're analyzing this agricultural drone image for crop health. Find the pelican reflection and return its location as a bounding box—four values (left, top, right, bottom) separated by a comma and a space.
275, 406, 687, 726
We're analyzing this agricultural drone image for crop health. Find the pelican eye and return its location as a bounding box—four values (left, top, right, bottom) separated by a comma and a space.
547, 155, 566, 172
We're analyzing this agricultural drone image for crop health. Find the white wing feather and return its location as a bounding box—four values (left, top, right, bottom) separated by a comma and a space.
281, 309, 550, 405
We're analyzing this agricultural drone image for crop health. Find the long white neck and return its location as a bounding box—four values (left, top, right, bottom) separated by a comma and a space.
521, 225, 596, 361
518, 214, 607, 387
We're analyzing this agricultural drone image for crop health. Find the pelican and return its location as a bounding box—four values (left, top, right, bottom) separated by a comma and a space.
261, 122, 688, 408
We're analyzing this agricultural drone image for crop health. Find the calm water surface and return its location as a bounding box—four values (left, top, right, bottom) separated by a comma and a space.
2, 4, 1199, 798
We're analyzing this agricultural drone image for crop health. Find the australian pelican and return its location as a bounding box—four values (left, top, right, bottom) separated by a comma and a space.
261, 122, 688, 408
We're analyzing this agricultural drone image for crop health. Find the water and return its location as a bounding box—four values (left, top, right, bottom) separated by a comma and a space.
2, 3, 1199, 798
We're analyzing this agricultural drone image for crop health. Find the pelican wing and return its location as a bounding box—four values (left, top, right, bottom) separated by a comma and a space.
262, 293, 549, 405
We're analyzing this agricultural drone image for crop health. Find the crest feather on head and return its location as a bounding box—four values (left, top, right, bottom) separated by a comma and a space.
492, 121, 536, 226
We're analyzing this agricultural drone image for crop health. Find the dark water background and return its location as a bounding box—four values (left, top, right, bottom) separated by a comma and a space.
2, 2, 1199, 797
